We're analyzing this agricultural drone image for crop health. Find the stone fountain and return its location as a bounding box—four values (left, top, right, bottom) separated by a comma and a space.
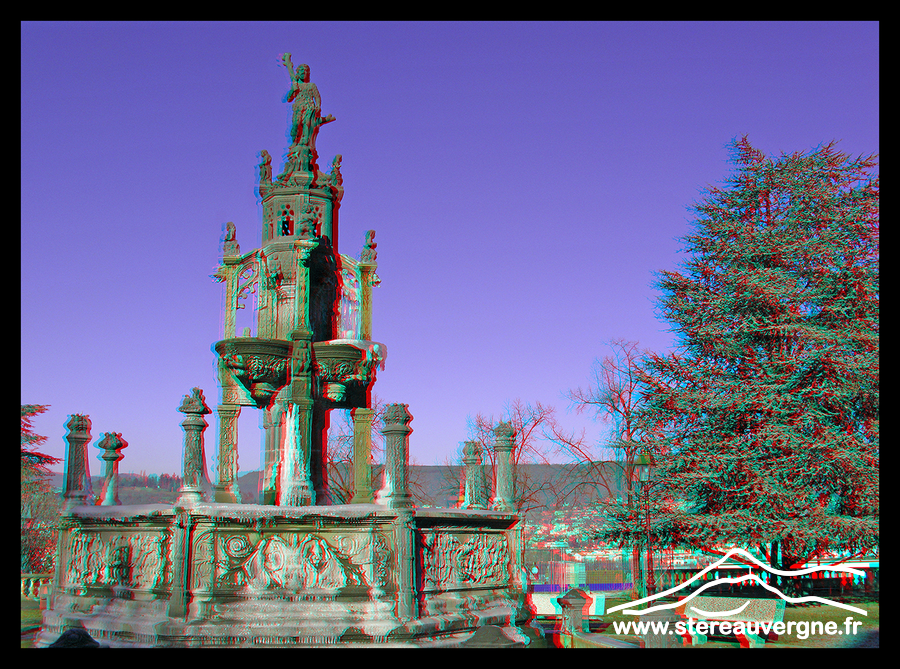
35, 56, 537, 648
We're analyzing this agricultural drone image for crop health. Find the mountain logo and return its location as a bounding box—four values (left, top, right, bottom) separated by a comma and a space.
607, 547, 867, 617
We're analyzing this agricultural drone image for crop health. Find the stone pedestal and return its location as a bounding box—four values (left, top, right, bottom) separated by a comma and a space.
376, 404, 413, 509
214, 403, 242, 503
97, 432, 127, 506
63, 414, 93, 511
491, 422, 516, 512
38, 504, 530, 648
557, 588, 593, 634
177, 388, 212, 505
462, 440, 486, 509
351, 407, 374, 503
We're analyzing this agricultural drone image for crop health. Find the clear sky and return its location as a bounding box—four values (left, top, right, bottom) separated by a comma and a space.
21, 21, 878, 476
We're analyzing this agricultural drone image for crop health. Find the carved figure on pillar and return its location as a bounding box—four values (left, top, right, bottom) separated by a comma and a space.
223, 221, 241, 257
297, 203, 318, 239
63, 414, 94, 511
177, 388, 212, 505
279, 400, 315, 506
96, 432, 127, 506
360, 230, 377, 263
259, 150, 272, 184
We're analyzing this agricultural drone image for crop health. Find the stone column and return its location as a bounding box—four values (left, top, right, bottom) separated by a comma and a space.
491, 421, 516, 512
278, 239, 317, 507
293, 240, 316, 336
177, 388, 212, 505
214, 403, 242, 503
375, 403, 413, 509
63, 414, 93, 511
462, 440, 486, 509
357, 261, 376, 341
311, 404, 332, 505
222, 259, 239, 339
280, 328, 315, 506
280, 400, 315, 506
350, 407, 374, 504
96, 432, 127, 506
261, 405, 280, 505
394, 508, 416, 621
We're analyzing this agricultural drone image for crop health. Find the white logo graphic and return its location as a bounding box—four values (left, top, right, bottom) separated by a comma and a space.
607, 547, 868, 617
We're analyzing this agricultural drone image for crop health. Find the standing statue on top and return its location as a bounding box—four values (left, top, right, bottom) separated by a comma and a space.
280, 54, 335, 177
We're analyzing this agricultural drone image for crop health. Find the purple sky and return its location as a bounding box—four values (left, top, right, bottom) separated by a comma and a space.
21, 21, 879, 476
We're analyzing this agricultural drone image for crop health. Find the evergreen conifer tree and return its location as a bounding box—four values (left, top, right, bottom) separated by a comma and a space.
598, 138, 878, 581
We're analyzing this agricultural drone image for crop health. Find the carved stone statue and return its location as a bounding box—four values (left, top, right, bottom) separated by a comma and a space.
281, 54, 334, 171
223, 222, 241, 257
360, 230, 377, 263
259, 150, 272, 184
330, 154, 343, 186
297, 203, 318, 239
179, 387, 212, 416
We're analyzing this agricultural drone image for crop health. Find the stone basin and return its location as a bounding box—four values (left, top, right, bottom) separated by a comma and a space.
215, 337, 291, 408
312, 339, 386, 404
215, 337, 386, 407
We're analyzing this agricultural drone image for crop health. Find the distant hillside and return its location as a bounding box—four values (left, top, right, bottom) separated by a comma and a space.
42, 462, 627, 513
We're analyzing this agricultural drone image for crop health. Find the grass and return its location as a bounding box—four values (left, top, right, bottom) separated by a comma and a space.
20, 599, 43, 649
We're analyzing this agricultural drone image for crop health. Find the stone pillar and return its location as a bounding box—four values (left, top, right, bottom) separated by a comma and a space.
491, 421, 516, 512
222, 259, 239, 339
357, 261, 376, 341
279, 400, 315, 506
214, 403, 241, 503
311, 404, 332, 505
281, 328, 315, 506
375, 403, 413, 509
63, 414, 93, 511
293, 240, 316, 335
177, 388, 212, 505
350, 407, 375, 504
96, 432, 127, 506
462, 440, 486, 509
261, 404, 280, 505
278, 239, 317, 507
394, 508, 416, 621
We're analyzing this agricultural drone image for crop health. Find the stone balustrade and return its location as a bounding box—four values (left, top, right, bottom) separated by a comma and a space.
21, 573, 53, 601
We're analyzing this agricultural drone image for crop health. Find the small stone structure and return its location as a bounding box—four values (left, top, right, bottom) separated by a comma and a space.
36, 57, 536, 648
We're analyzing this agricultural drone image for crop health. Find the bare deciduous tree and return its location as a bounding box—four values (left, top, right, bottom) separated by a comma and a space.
548, 339, 656, 598
462, 398, 565, 515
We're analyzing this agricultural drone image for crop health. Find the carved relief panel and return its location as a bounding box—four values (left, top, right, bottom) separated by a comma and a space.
191, 528, 394, 596
64, 526, 172, 593
419, 529, 511, 591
